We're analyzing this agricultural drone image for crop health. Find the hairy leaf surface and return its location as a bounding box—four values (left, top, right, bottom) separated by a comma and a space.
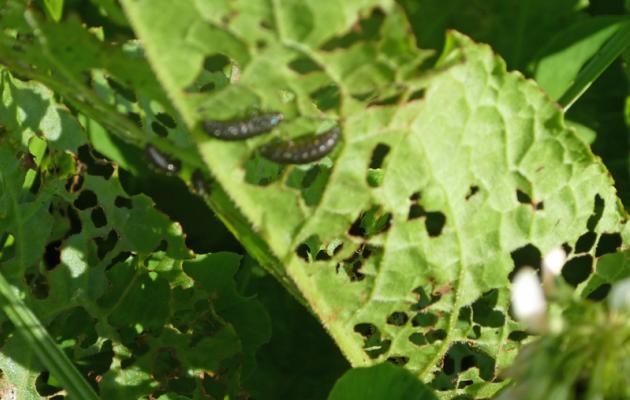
120, 1, 626, 396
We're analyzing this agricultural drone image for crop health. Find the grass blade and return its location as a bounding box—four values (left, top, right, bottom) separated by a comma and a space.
559, 20, 630, 110
0, 272, 100, 400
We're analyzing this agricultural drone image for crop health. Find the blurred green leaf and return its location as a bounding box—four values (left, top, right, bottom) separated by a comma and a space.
328, 363, 437, 400
535, 17, 628, 100
398, 0, 589, 71
43, 0, 64, 22
558, 20, 630, 109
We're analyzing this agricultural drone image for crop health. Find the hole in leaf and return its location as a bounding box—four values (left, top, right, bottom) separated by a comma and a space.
285, 163, 332, 206
44, 240, 62, 270
408, 204, 423, 220
26, 272, 49, 299
516, 189, 532, 205
295, 243, 310, 262
74, 190, 97, 210
35, 371, 61, 396
411, 312, 438, 327
509, 244, 541, 279
425, 212, 446, 236
348, 206, 392, 238
127, 112, 142, 127
387, 356, 409, 366
508, 330, 529, 342
561, 255, 593, 286
151, 121, 168, 137
587, 194, 605, 231
595, 233, 622, 257
369, 94, 403, 107
369, 143, 390, 169
244, 154, 284, 187
65, 174, 84, 193
199, 82, 216, 92
409, 88, 426, 101
471, 290, 505, 327
320, 9, 385, 50
457, 380, 474, 389
410, 286, 440, 311
366, 339, 390, 359
91, 207, 107, 228
155, 113, 177, 128
425, 329, 446, 343
310, 85, 340, 112
288, 56, 322, 74
337, 244, 381, 281
95, 230, 118, 260
203, 54, 230, 72
575, 231, 597, 253
386, 311, 408, 326
114, 196, 132, 209
154, 239, 168, 252
106, 251, 133, 270
465, 185, 479, 200
586, 283, 611, 301
409, 332, 427, 347
66, 205, 82, 236
436, 342, 496, 387
106, 77, 136, 102
77, 145, 114, 179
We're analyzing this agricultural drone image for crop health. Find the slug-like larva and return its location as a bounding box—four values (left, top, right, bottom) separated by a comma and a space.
202, 112, 284, 141
260, 126, 341, 164
145, 144, 181, 173
191, 169, 212, 196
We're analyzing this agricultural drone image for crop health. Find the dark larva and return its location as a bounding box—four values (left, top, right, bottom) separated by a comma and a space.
202, 112, 284, 141
145, 144, 181, 173
260, 126, 341, 164
191, 169, 212, 196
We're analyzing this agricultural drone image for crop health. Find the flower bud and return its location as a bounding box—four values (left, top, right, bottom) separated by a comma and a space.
608, 277, 630, 313
542, 247, 566, 276
512, 267, 547, 332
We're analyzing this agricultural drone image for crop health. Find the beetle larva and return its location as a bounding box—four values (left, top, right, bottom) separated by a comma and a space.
260, 126, 341, 164
202, 112, 284, 141
145, 144, 181, 173
191, 169, 212, 196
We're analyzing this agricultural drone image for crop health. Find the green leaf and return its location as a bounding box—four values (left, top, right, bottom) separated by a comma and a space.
534, 17, 629, 101
0, 272, 100, 399
398, 0, 589, 71
0, 68, 271, 398
327, 363, 437, 400
120, 1, 626, 397
557, 20, 630, 110
43, 0, 64, 22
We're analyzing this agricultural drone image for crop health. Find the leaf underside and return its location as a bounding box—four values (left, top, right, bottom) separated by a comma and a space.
119, 1, 626, 397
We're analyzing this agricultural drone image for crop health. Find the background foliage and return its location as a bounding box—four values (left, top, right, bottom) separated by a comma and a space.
0, 0, 628, 399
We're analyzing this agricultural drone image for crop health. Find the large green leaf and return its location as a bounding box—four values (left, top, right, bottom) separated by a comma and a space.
120, 1, 626, 397
328, 363, 437, 400
0, 70, 271, 399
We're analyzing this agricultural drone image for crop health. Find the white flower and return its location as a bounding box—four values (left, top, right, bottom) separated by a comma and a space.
511, 267, 547, 332
608, 277, 630, 313
542, 247, 566, 276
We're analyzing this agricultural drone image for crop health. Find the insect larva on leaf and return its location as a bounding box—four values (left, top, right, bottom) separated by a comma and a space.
191, 169, 212, 196
202, 112, 284, 141
260, 126, 341, 164
145, 144, 181, 173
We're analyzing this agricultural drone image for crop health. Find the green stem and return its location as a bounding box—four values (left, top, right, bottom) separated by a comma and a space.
0, 272, 100, 400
